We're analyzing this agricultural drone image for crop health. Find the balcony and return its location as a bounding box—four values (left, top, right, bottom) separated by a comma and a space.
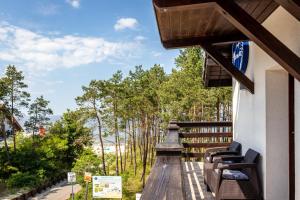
141, 121, 232, 200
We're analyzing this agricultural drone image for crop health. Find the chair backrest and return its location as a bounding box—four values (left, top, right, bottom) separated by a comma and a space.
244, 148, 260, 163
228, 141, 242, 153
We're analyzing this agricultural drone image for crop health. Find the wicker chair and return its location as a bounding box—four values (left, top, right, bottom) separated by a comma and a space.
209, 148, 261, 200
203, 141, 241, 188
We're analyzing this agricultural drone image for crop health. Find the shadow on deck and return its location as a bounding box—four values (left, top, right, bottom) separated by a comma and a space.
183, 162, 214, 200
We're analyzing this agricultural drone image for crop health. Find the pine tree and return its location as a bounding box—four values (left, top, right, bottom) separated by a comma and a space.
24, 95, 53, 140
76, 80, 108, 175
1, 65, 30, 151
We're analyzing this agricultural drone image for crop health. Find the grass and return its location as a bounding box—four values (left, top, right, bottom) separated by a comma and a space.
73, 156, 152, 200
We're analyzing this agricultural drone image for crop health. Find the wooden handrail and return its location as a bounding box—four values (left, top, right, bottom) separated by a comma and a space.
141, 122, 184, 200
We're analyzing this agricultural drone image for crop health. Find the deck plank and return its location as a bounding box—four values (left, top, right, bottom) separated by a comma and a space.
182, 162, 214, 200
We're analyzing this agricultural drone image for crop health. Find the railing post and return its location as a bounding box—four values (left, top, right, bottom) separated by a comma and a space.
141, 121, 185, 200
156, 122, 182, 156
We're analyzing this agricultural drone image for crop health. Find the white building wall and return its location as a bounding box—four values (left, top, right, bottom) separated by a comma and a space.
4, 118, 11, 131
265, 70, 289, 200
232, 6, 300, 200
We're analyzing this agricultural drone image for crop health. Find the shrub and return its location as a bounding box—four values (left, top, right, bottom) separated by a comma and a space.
72, 148, 102, 185
7, 172, 41, 189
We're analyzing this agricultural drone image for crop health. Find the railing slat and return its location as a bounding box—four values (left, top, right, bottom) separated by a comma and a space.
173, 121, 232, 128
179, 132, 232, 138
182, 142, 231, 148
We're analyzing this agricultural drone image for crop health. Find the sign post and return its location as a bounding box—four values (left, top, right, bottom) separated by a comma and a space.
84, 172, 92, 200
68, 172, 76, 200
93, 176, 122, 199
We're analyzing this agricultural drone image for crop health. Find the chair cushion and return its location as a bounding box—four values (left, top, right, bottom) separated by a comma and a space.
206, 156, 211, 161
222, 160, 234, 164
222, 170, 249, 180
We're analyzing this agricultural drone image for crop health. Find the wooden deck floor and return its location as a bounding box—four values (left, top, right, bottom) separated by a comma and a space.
182, 162, 214, 200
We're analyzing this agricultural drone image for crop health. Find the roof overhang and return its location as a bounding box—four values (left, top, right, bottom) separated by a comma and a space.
203, 51, 232, 87
153, 0, 300, 92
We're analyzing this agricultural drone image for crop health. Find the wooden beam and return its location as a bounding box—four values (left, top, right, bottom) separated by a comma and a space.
273, 0, 300, 21
200, 42, 255, 93
174, 121, 232, 127
163, 33, 248, 48
215, 0, 300, 81
153, 0, 214, 8
289, 74, 295, 200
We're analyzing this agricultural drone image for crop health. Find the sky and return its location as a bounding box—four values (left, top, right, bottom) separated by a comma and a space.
0, 0, 180, 115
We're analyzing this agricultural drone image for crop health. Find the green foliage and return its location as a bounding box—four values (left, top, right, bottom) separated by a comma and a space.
0, 134, 68, 189
1, 65, 30, 119
159, 48, 232, 123
7, 172, 40, 189
49, 110, 93, 166
72, 148, 102, 185
0, 65, 30, 151
73, 150, 150, 200
0, 110, 92, 191
24, 95, 53, 134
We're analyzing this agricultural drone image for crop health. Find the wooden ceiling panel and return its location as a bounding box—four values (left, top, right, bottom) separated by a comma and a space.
257, 1, 279, 23
153, 0, 281, 88
154, 0, 279, 46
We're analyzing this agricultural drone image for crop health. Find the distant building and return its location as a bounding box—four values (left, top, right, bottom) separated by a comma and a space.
39, 126, 46, 137
0, 104, 23, 137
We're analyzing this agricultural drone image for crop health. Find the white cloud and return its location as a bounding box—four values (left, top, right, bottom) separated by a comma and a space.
134, 35, 146, 42
37, 4, 60, 16
0, 21, 139, 72
114, 18, 138, 31
152, 51, 162, 57
66, 0, 80, 8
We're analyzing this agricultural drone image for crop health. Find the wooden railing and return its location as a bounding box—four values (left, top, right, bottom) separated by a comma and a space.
141, 122, 184, 200
141, 120, 232, 200
177, 121, 232, 159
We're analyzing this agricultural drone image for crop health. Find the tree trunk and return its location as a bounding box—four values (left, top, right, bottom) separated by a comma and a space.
114, 111, 119, 175
128, 120, 133, 165
117, 131, 123, 173
11, 91, 16, 151
132, 119, 137, 176
95, 106, 106, 175
138, 121, 143, 162
141, 115, 149, 188
151, 117, 157, 166
216, 97, 220, 132
124, 120, 127, 171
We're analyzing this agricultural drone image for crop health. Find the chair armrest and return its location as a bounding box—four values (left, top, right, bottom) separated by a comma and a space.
211, 151, 239, 157
205, 147, 229, 153
204, 147, 229, 159
213, 155, 244, 163
217, 163, 257, 170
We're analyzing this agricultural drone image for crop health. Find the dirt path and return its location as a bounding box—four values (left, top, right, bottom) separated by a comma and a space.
29, 180, 82, 200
